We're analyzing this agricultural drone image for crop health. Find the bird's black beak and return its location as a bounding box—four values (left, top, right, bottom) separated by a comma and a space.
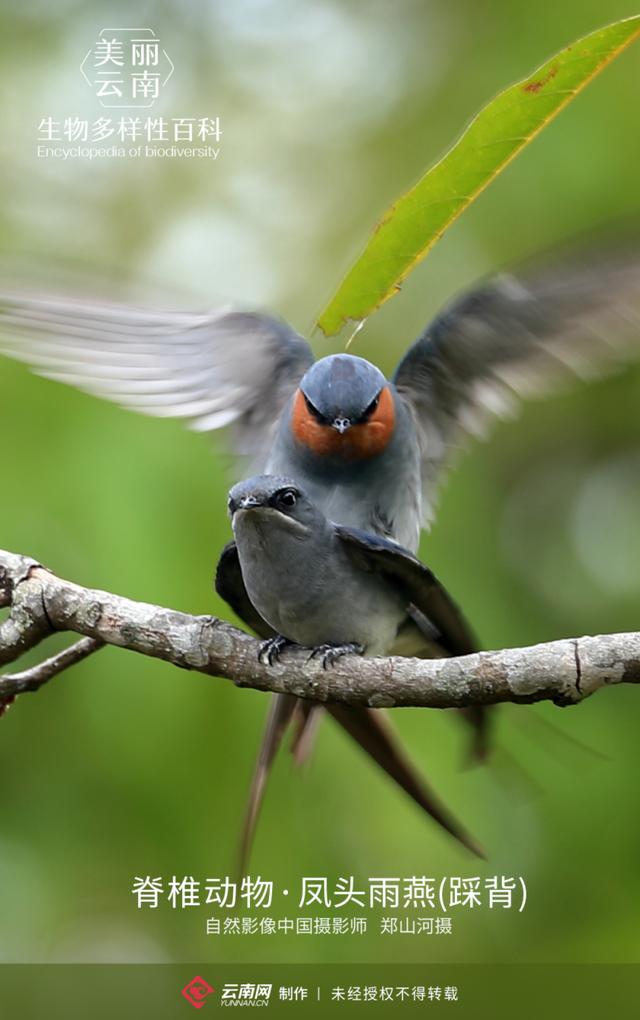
331, 416, 352, 434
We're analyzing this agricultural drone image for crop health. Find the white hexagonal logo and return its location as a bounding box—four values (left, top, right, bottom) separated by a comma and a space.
80, 28, 174, 108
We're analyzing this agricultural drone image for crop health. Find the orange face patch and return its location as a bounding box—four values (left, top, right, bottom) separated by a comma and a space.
291, 385, 395, 460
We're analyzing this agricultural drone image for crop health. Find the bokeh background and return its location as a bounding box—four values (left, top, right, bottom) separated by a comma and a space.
0, 0, 639, 968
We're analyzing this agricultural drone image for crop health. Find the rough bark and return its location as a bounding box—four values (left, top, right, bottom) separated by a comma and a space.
1, 549, 638, 709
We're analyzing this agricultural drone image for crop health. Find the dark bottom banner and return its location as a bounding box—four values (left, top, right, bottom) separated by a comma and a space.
0, 964, 638, 1019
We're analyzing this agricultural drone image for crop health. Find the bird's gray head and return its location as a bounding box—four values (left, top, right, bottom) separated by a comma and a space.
299, 354, 387, 433
289, 355, 396, 461
228, 475, 320, 536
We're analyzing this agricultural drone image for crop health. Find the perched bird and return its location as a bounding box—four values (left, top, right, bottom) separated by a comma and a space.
1, 240, 639, 845
217, 474, 482, 864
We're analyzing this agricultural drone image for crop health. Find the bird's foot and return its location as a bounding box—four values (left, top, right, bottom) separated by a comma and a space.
258, 634, 294, 666
308, 642, 364, 670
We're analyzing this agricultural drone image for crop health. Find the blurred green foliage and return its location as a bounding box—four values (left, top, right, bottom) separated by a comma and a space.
0, 0, 639, 969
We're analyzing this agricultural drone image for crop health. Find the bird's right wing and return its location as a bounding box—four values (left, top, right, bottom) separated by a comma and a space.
0, 293, 314, 470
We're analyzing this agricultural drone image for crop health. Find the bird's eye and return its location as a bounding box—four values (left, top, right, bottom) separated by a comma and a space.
364, 394, 380, 417
303, 394, 325, 422
277, 488, 298, 509
353, 393, 381, 424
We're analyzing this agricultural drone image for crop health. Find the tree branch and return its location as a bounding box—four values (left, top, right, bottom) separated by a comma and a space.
0, 548, 638, 709
1, 637, 104, 694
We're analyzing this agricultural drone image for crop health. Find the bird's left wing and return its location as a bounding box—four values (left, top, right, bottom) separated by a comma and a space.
0, 293, 314, 470
335, 527, 488, 759
393, 245, 640, 525
335, 526, 478, 657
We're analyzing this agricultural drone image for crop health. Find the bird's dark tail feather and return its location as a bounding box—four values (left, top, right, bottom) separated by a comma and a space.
461, 705, 492, 764
402, 608, 491, 764
238, 692, 298, 876
290, 703, 322, 766
327, 704, 484, 858
239, 696, 483, 871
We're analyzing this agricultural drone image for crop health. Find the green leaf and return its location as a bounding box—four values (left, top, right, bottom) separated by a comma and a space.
317, 16, 640, 338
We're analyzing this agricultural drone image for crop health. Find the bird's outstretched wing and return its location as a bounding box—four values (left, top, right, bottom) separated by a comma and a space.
393, 245, 640, 525
214, 541, 483, 865
0, 294, 314, 469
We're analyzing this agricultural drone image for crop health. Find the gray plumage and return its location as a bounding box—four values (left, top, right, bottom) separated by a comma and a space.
217, 474, 481, 863
229, 475, 406, 656
0, 300, 313, 470
393, 247, 640, 523
267, 365, 423, 550
226, 474, 476, 659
